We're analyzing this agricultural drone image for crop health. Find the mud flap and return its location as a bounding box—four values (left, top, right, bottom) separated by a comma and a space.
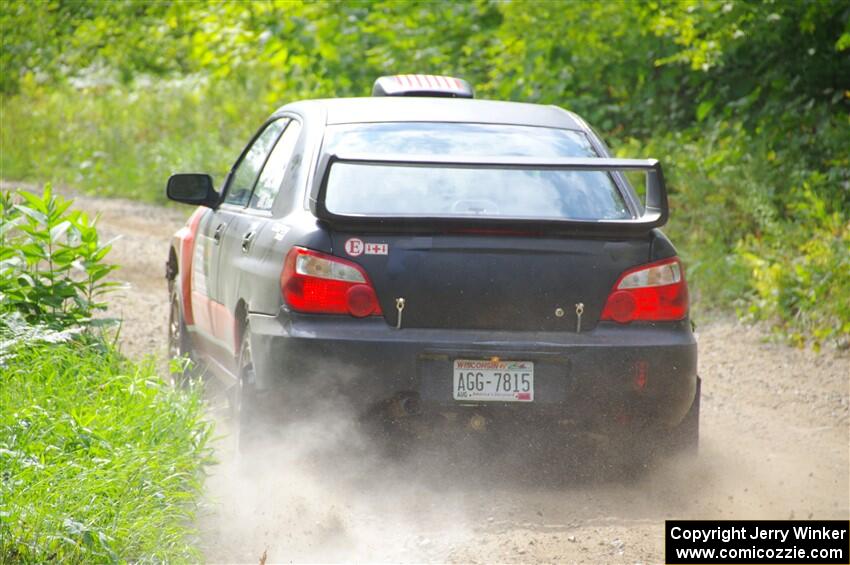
667, 376, 700, 455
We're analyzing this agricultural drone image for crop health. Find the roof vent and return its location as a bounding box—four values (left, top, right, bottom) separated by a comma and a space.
372, 75, 473, 98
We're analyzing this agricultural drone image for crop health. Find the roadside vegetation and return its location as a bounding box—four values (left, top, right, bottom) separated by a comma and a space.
0, 186, 212, 562
1, 1, 848, 345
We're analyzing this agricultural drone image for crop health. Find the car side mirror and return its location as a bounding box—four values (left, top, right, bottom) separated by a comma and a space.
166, 174, 220, 208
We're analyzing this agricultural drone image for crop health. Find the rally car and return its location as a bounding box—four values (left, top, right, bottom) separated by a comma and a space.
165, 74, 699, 460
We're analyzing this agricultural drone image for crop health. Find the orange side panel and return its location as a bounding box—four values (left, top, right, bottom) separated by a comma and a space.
177, 207, 205, 326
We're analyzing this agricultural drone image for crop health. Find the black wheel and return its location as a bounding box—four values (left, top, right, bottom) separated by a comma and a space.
233, 325, 270, 454
167, 279, 194, 386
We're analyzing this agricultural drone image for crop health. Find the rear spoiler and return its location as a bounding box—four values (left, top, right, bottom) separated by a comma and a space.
310, 153, 668, 235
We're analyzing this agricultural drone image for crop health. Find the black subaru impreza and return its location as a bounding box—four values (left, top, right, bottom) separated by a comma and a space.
165, 74, 699, 459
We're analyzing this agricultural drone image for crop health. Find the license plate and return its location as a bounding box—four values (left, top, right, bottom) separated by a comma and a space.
453, 359, 534, 402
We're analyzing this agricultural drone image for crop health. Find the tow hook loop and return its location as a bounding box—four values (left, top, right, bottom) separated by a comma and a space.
468, 413, 487, 432
575, 302, 584, 333
395, 297, 405, 329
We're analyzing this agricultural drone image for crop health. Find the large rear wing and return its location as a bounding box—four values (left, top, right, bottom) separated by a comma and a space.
310, 153, 668, 235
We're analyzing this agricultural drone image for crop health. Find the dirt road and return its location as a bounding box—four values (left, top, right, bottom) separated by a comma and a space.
76, 192, 848, 563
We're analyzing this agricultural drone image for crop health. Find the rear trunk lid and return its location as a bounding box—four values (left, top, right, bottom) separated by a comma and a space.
316, 152, 668, 332
331, 231, 649, 332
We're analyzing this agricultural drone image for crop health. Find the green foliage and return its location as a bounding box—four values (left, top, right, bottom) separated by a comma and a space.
0, 321, 213, 562
1, 0, 848, 344
0, 0, 189, 94
618, 112, 850, 346
0, 185, 121, 327
0, 78, 255, 202
740, 182, 850, 349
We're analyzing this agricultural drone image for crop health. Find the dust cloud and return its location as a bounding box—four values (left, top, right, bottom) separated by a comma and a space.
198, 390, 481, 563
198, 367, 688, 564
195, 374, 848, 564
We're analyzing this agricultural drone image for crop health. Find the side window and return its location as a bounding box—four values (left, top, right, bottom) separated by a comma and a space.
223, 119, 287, 206
250, 121, 303, 211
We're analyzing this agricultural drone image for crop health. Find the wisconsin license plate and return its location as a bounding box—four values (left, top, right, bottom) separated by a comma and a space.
453, 359, 534, 402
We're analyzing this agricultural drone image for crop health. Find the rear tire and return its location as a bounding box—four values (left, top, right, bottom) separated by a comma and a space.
167, 279, 194, 387
234, 325, 279, 454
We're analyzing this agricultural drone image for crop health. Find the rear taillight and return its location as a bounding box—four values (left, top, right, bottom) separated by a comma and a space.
600, 257, 688, 323
281, 247, 382, 317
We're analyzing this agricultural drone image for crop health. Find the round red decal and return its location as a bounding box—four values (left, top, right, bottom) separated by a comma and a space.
344, 238, 364, 257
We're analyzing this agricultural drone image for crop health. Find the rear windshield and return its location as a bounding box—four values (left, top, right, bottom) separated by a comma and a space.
322, 123, 631, 221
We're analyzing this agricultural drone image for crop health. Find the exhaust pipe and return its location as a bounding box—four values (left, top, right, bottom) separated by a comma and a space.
386, 394, 421, 419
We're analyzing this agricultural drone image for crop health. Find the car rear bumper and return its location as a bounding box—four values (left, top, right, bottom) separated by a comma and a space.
248, 312, 698, 430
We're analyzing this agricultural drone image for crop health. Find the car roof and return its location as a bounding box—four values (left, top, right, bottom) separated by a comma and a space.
274, 97, 583, 130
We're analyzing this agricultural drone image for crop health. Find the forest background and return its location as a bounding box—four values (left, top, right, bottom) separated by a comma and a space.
2, 0, 849, 345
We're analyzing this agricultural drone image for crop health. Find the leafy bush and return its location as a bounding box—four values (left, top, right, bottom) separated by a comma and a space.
0, 320, 213, 562
740, 190, 850, 349
0, 185, 120, 328
613, 107, 850, 348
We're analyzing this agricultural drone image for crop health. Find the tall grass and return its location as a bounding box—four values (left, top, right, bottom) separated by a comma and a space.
0, 75, 271, 202
0, 327, 213, 562
0, 185, 214, 561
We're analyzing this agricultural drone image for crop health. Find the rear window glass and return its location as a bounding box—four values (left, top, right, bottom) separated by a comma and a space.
322, 123, 631, 221
325, 164, 630, 221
